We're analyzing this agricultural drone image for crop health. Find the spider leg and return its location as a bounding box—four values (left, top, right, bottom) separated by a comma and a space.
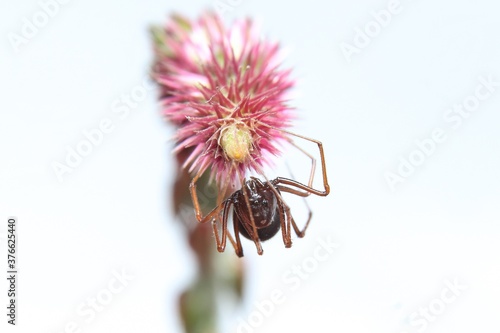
291, 212, 312, 238
292, 199, 313, 238
212, 197, 234, 253
189, 168, 211, 223
189, 168, 229, 223
288, 140, 316, 190
231, 208, 244, 258
227, 232, 242, 257
241, 178, 264, 255
274, 183, 310, 197
277, 194, 292, 248
279, 139, 318, 197
215, 195, 244, 257
274, 184, 313, 238
257, 124, 330, 196
209, 191, 246, 257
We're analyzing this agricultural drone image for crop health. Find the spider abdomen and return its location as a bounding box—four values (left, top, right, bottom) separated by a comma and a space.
233, 178, 282, 241
235, 208, 281, 241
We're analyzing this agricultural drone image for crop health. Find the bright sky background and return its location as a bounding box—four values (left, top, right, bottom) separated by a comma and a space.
1, 0, 499, 332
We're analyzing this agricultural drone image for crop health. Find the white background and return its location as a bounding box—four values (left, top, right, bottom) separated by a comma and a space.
1, 0, 499, 332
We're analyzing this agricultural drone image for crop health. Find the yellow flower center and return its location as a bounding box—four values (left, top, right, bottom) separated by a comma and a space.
220, 123, 253, 162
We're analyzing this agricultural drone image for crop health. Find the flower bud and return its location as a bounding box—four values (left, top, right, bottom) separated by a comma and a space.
220, 124, 253, 162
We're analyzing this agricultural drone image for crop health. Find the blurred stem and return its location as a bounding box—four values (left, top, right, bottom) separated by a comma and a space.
172, 149, 244, 333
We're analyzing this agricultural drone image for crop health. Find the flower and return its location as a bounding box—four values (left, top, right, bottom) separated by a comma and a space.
152, 12, 295, 189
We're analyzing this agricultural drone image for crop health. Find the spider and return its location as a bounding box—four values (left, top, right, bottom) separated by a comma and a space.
189, 131, 330, 257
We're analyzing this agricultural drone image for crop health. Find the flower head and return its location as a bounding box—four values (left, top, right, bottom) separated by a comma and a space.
152, 13, 294, 188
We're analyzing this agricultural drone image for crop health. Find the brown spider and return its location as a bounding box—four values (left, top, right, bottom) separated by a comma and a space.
189, 132, 330, 257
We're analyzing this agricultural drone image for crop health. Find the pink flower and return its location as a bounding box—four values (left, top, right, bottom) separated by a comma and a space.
152, 13, 295, 188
